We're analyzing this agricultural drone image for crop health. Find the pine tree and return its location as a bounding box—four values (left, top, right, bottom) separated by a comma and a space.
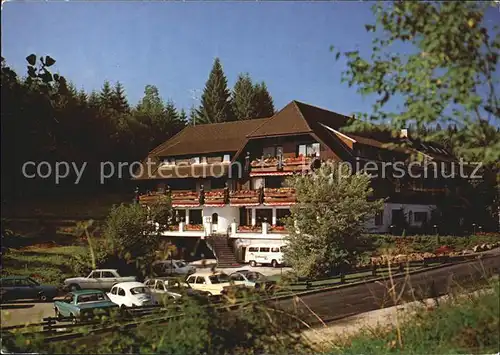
179, 109, 188, 126
232, 73, 256, 120
112, 81, 130, 113
77, 89, 88, 107
164, 100, 185, 136
253, 82, 275, 117
99, 81, 113, 109
195, 58, 233, 124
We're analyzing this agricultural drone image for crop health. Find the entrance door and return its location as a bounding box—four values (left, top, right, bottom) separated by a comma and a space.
211, 213, 218, 233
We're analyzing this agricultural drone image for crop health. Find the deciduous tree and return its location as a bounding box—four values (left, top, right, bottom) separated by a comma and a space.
284, 163, 383, 278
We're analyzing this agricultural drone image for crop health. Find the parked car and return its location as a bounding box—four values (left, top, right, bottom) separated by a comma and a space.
228, 271, 277, 291
63, 269, 136, 291
152, 260, 196, 277
144, 277, 210, 304
107, 282, 154, 308
54, 290, 118, 322
185, 271, 247, 295
0, 276, 58, 303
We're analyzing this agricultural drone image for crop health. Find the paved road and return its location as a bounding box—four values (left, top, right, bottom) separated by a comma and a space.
1, 300, 56, 327
271, 252, 500, 326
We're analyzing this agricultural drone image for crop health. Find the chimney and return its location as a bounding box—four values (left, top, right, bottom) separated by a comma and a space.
400, 128, 408, 138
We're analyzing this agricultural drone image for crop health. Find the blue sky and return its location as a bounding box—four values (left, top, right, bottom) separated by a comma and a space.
2, 1, 499, 117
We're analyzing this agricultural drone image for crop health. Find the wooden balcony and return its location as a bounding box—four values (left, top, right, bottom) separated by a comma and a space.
170, 190, 200, 207
203, 189, 228, 207
250, 156, 313, 177
229, 189, 261, 207
138, 192, 169, 205
263, 188, 296, 206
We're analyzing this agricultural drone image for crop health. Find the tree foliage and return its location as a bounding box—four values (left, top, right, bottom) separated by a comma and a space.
253, 81, 275, 117
284, 163, 383, 278
333, 1, 500, 164
103, 199, 172, 262
232, 73, 257, 120
195, 58, 233, 124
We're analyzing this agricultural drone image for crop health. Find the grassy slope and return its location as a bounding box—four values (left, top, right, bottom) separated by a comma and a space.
1, 245, 88, 285
328, 282, 500, 354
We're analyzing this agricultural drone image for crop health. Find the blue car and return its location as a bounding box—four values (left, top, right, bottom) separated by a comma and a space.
0, 276, 58, 302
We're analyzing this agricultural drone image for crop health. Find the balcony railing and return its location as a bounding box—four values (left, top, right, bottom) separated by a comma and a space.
138, 187, 296, 207
204, 188, 229, 207
250, 155, 313, 176
170, 190, 200, 207
263, 187, 296, 206
229, 189, 261, 206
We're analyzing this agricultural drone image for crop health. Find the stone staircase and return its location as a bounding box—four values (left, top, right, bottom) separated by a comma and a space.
208, 234, 240, 268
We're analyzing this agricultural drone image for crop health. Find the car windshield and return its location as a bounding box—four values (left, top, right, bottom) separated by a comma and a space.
130, 287, 150, 295
209, 274, 229, 284
175, 261, 187, 268
77, 293, 108, 303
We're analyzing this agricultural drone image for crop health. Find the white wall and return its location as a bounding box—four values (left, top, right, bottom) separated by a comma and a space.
202, 206, 240, 233
366, 203, 436, 233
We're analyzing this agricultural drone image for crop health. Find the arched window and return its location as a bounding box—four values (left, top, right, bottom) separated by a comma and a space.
212, 213, 218, 224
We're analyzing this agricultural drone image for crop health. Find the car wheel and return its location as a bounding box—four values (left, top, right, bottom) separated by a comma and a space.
271, 259, 278, 268
249, 260, 257, 267
69, 284, 80, 292
39, 293, 48, 302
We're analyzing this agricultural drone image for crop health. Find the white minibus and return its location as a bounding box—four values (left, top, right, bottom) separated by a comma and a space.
244, 244, 286, 268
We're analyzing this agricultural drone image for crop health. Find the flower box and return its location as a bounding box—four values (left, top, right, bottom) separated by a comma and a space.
269, 225, 287, 233
237, 225, 262, 233
185, 224, 204, 231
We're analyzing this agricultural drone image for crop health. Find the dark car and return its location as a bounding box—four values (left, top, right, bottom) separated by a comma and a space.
0, 276, 59, 303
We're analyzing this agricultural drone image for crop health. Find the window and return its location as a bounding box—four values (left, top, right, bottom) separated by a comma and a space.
130, 287, 149, 295
374, 211, 384, 226
27, 278, 39, 286
64, 295, 74, 303
298, 143, 320, 157
190, 157, 200, 164
195, 277, 205, 284
265, 176, 283, 189
89, 271, 101, 279
230, 274, 245, 282
190, 209, 202, 225
1, 279, 14, 287
155, 282, 165, 291
144, 280, 154, 288
248, 247, 259, 252
252, 177, 265, 189
101, 271, 115, 278
212, 213, 218, 224
414, 212, 428, 223
211, 178, 226, 189
259, 247, 270, 253
263, 146, 276, 158
256, 209, 272, 224
271, 247, 280, 252
78, 293, 106, 303
201, 156, 207, 164
118, 288, 126, 296
223, 154, 231, 162
111, 287, 117, 295
391, 209, 405, 225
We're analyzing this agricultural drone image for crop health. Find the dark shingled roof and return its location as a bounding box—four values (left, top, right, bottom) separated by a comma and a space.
247, 101, 351, 138
151, 118, 270, 158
